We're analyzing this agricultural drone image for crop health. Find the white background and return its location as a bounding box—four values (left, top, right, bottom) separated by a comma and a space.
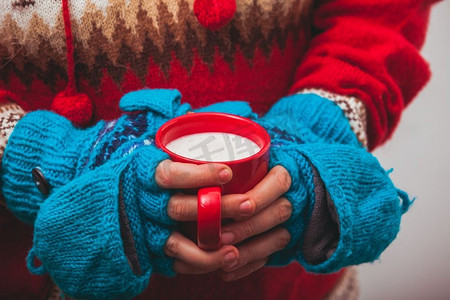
358, 1, 450, 299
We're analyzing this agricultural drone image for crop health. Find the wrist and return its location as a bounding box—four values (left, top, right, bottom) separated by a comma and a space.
263, 93, 360, 146
297, 89, 368, 148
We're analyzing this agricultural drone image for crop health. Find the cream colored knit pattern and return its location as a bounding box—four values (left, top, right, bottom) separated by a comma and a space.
1, 0, 313, 84
0, 102, 25, 161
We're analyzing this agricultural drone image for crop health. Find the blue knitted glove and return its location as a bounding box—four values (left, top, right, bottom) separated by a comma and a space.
258, 93, 412, 273
1, 89, 190, 224
1, 89, 191, 299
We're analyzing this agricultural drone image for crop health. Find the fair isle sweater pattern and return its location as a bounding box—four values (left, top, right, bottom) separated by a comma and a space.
0, 0, 313, 88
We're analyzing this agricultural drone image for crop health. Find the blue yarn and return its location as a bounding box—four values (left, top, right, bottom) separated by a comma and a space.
119, 89, 191, 118
261, 93, 361, 147
397, 188, 415, 214
259, 94, 409, 272
1, 89, 411, 295
30, 151, 172, 299
0, 89, 204, 299
194, 100, 258, 118
1, 89, 269, 299
1, 111, 104, 224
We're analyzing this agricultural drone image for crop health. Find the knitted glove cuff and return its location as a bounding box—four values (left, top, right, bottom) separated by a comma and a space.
297, 89, 368, 148
262, 93, 360, 146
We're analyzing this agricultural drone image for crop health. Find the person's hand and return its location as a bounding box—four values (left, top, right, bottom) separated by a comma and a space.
155, 160, 241, 274
163, 162, 293, 280
248, 93, 412, 275
218, 165, 293, 281
2, 89, 250, 299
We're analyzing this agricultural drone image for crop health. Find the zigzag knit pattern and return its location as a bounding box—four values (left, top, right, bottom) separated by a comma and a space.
0, 0, 311, 86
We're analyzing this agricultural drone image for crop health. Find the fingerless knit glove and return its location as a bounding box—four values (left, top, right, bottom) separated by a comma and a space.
258, 93, 412, 272
1, 89, 190, 299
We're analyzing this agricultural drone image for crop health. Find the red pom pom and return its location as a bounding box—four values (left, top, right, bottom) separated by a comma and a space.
194, 0, 236, 31
51, 91, 94, 127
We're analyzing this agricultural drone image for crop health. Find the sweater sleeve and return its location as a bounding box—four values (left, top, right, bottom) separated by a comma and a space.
0, 91, 26, 157
0, 102, 26, 159
290, 0, 438, 149
0, 91, 26, 206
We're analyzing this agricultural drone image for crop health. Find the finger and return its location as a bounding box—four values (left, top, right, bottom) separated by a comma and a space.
221, 227, 290, 272
156, 160, 232, 189
221, 197, 292, 245
221, 258, 268, 281
164, 232, 239, 272
167, 193, 252, 221
244, 165, 291, 218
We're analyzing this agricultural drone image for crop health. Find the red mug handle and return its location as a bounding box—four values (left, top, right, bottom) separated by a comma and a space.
197, 186, 222, 250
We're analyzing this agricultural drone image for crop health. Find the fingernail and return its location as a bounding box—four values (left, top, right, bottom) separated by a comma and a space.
239, 200, 253, 215
224, 251, 237, 265
219, 169, 231, 183
221, 232, 235, 244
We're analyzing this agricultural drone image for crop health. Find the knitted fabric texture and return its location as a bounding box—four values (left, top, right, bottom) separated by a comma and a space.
193, 0, 236, 30
298, 89, 369, 148
0, 0, 437, 298
0, 101, 25, 164
258, 94, 411, 272
262, 93, 361, 146
1, 89, 194, 299
28, 148, 171, 299
0, 0, 433, 147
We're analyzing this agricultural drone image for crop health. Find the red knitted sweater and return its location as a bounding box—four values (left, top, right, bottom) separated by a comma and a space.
0, 0, 436, 299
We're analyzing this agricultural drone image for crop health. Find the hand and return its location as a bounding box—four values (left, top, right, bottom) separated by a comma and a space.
219, 166, 293, 281
155, 159, 241, 274
0, 90, 269, 299
3, 89, 246, 299
250, 93, 410, 274
161, 163, 293, 280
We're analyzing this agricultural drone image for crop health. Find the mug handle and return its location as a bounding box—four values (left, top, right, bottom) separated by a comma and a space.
197, 186, 222, 251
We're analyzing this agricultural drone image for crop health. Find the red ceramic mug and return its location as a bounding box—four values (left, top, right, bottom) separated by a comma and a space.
155, 113, 271, 250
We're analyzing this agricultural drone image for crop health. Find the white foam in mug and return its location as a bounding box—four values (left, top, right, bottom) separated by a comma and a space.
166, 132, 261, 162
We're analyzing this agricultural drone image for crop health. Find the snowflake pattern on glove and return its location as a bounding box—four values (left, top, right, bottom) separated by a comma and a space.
79, 112, 154, 172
